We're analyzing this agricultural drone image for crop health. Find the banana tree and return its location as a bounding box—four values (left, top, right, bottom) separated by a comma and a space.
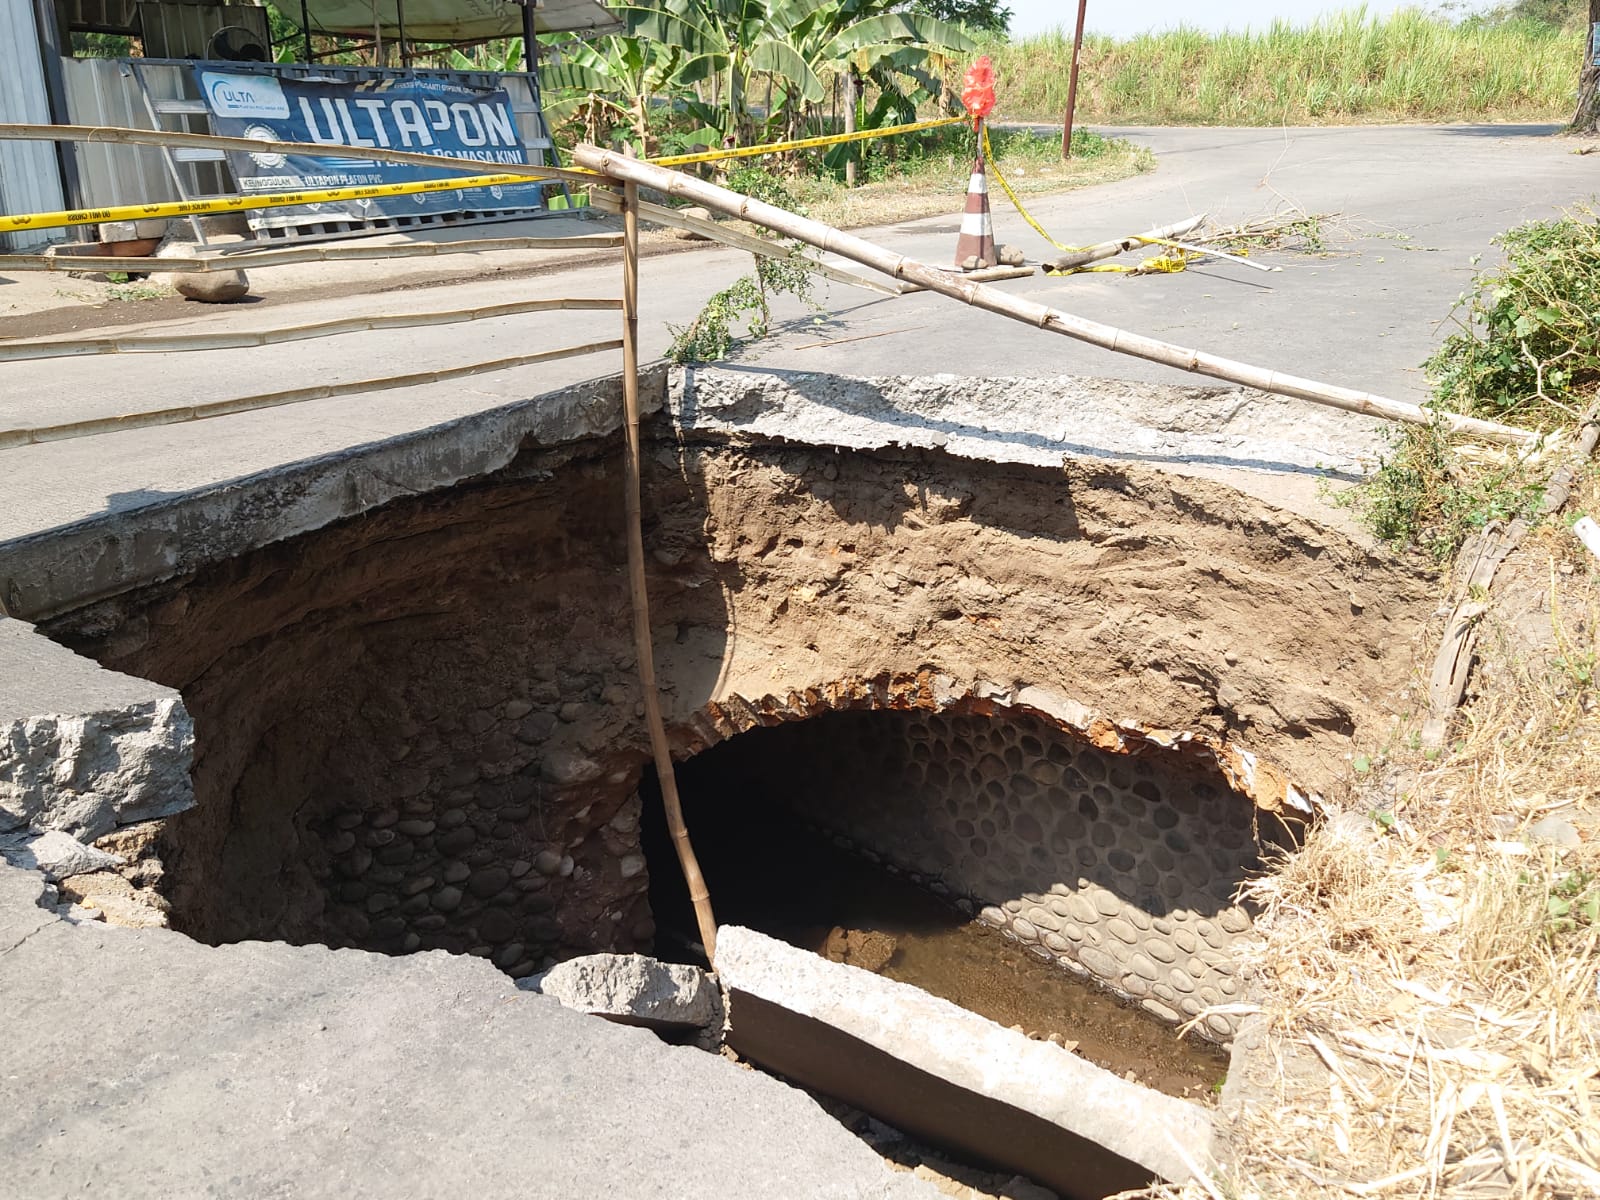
612, 0, 974, 143
538, 36, 700, 151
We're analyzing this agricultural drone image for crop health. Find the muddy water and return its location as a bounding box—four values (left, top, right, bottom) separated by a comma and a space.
642, 783, 1229, 1101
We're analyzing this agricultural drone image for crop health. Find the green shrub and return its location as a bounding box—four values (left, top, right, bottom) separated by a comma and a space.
1335, 208, 1600, 564
1426, 208, 1600, 431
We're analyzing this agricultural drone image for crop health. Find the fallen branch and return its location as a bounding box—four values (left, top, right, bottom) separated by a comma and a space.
574, 145, 1537, 447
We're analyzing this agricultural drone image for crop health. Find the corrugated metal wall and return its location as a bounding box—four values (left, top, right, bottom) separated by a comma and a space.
137, 3, 269, 58
0, 0, 68, 251
61, 57, 227, 209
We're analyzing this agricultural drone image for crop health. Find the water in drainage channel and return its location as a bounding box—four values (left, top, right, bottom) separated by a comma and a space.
639, 769, 1229, 1103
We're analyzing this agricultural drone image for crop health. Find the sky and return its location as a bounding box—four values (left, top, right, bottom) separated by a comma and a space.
1005, 0, 1437, 39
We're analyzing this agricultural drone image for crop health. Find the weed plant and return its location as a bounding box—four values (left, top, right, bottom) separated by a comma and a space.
667, 167, 820, 362
1336, 206, 1600, 564
983, 7, 1573, 125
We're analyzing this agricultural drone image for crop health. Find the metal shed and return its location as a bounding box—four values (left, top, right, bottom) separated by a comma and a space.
0, 0, 68, 251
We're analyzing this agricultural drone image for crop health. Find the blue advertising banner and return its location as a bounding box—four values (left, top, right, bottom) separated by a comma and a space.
193, 68, 545, 229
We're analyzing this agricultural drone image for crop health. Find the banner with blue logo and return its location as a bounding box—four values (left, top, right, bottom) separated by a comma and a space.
194, 68, 545, 230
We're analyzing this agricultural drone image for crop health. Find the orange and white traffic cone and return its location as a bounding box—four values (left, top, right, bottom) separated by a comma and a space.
954, 142, 996, 270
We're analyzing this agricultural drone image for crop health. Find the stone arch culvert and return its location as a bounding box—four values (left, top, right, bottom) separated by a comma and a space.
7, 366, 1436, 1196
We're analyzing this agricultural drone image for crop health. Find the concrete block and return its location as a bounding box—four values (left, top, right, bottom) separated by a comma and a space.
716, 925, 1217, 1198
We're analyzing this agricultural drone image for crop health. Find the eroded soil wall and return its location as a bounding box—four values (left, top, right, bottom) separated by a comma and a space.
44, 423, 1432, 990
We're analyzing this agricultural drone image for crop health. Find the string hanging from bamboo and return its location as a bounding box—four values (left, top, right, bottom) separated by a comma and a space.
617, 180, 719, 964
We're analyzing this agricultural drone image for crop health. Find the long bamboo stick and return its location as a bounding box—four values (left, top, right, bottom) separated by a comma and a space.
0, 338, 621, 450
0, 123, 594, 185
588, 187, 902, 298
1046, 214, 1207, 272
0, 298, 622, 363
0, 234, 622, 274
618, 179, 719, 964
573, 145, 1537, 448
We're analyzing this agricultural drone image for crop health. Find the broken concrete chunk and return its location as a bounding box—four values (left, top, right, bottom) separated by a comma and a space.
520, 952, 721, 1031
996, 243, 1026, 267
0, 829, 123, 881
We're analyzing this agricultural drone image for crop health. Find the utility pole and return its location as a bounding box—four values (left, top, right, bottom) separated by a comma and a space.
1061, 0, 1088, 159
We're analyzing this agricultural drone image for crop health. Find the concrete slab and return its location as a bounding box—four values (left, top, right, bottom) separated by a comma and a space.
0, 863, 939, 1200
716, 926, 1215, 1197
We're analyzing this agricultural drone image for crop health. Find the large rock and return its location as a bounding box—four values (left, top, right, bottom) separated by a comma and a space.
172, 269, 250, 303
0, 829, 121, 881
520, 952, 721, 1032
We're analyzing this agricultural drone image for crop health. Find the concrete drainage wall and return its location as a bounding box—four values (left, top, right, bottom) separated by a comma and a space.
17, 369, 1431, 1028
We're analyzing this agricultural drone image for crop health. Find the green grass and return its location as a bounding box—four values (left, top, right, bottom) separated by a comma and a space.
982, 7, 1577, 125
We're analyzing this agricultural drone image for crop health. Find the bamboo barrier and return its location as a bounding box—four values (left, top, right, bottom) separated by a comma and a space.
0, 339, 621, 450
588, 187, 902, 298
616, 180, 719, 964
0, 123, 592, 185
0, 298, 622, 363
0, 234, 622, 274
573, 144, 1538, 448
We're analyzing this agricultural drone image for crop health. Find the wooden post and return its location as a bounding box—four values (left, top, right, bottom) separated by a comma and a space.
843, 68, 857, 188
619, 180, 719, 964
1061, 0, 1089, 159
574, 145, 1538, 448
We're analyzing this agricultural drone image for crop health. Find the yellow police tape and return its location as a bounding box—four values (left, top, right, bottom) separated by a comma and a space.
977, 125, 1195, 276
0, 117, 967, 233
648, 115, 968, 168
0, 172, 536, 235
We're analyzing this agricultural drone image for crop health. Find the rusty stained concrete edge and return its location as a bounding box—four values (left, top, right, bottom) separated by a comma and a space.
674, 668, 1318, 821
0, 368, 663, 624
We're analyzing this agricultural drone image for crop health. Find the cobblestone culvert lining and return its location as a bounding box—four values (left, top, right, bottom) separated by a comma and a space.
662, 706, 1278, 1042
37, 382, 1434, 1035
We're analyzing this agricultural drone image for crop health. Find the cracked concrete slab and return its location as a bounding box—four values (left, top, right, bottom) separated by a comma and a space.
0, 863, 937, 1200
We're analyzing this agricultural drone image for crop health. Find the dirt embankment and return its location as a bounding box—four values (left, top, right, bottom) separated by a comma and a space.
42, 423, 1434, 970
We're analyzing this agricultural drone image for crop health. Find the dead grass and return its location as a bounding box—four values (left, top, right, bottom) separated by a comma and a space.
1128, 472, 1600, 1199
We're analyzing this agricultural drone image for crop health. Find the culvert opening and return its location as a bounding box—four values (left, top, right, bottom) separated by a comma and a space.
643, 705, 1277, 1091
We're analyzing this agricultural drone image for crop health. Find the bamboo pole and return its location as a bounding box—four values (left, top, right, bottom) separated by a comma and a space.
1045, 216, 1205, 272
587, 187, 902, 297
0, 123, 594, 185
0, 339, 621, 450
0, 298, 622, 363
618, 179, 719, 964
574, 144, 1537, 447
0, 235, 623, 274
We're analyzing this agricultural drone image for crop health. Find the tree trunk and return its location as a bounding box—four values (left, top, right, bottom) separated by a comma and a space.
1574, 0, 1600, 133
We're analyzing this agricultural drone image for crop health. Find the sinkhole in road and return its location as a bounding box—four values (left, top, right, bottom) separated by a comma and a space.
30, 371, 1440, 1196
